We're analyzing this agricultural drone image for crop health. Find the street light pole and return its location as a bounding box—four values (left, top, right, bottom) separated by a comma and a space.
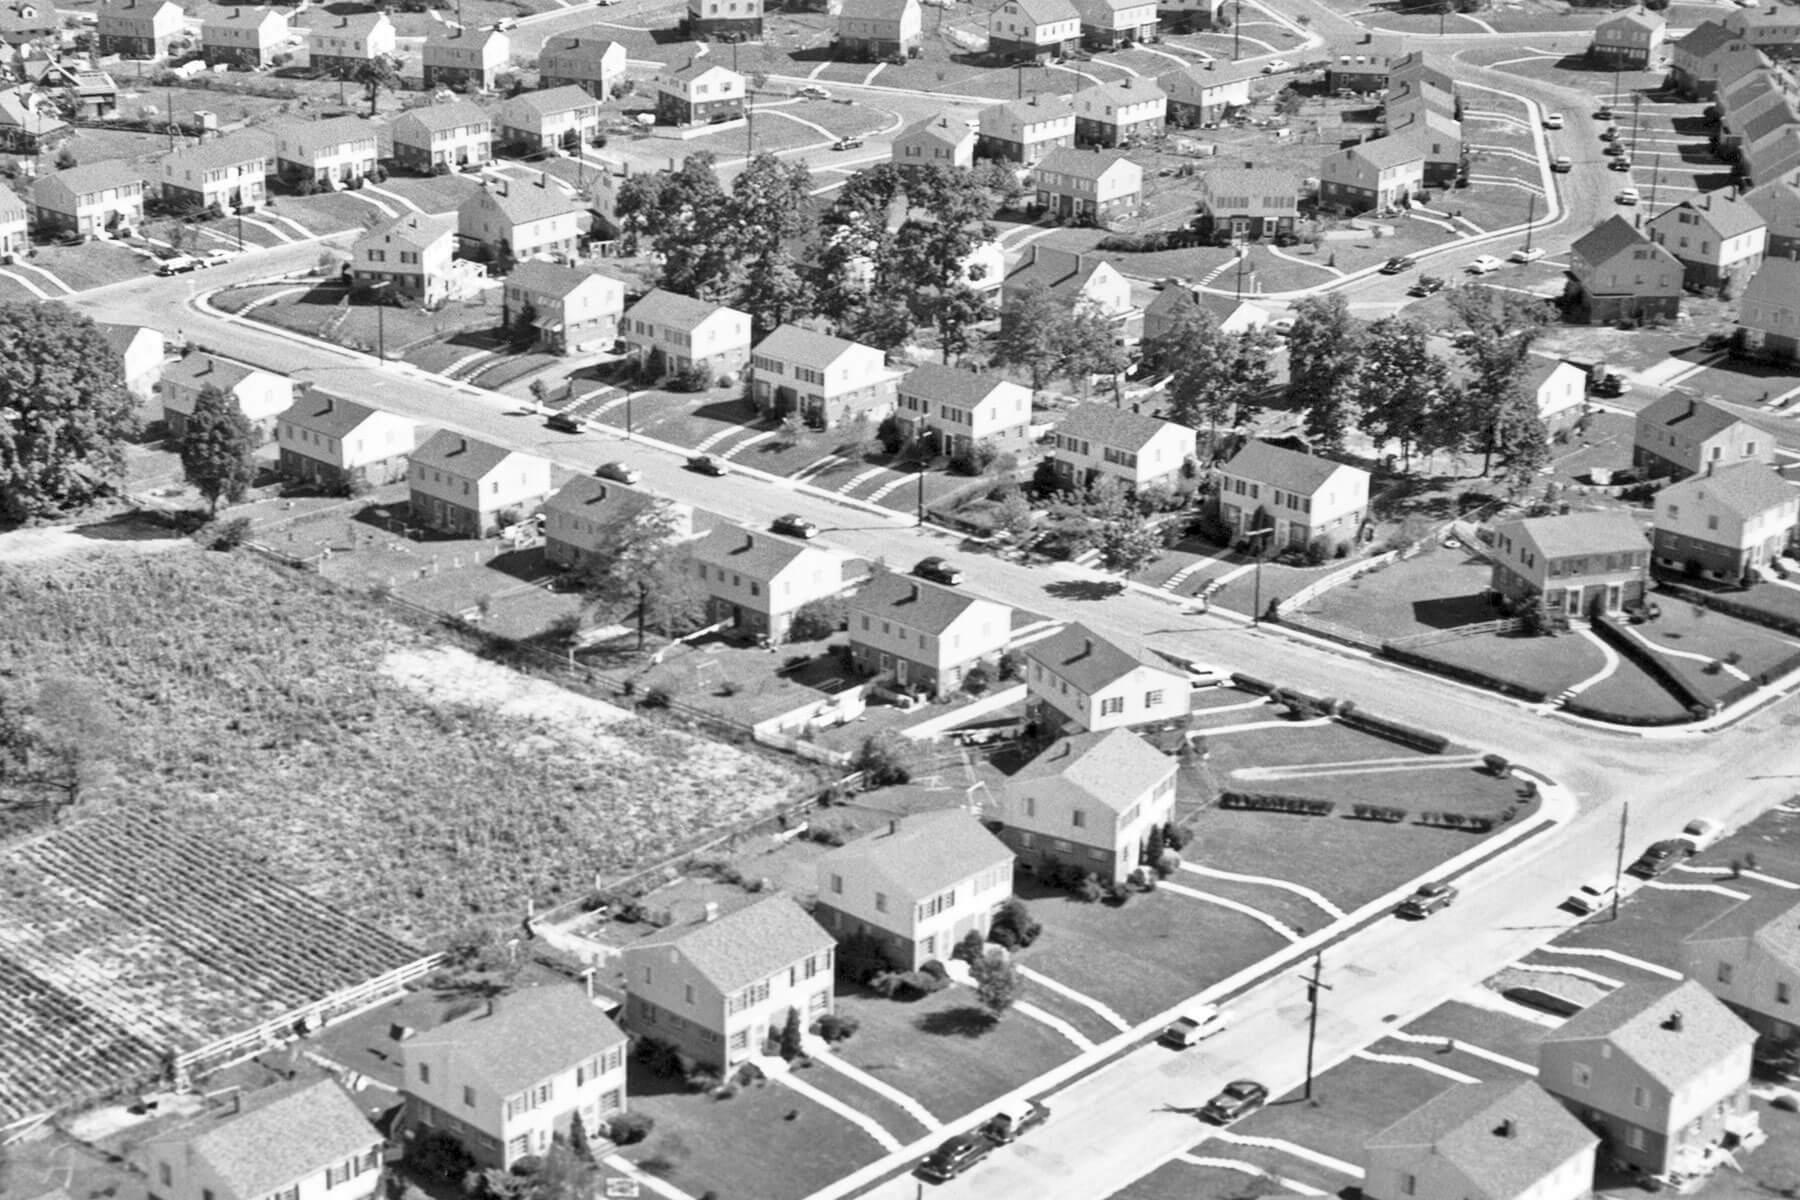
1232, 3, 1241, 62
370, 280, 391, 362
1301, 953, 1332, 1103
1610, 801, 1630, 921
916, 464, 927, 527
1523, 191, 1535, 253
1246, 525, 1276, 624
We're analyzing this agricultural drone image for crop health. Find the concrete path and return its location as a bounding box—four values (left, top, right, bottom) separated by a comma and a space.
803, 1036, 945, 1131
1159, 880, 1302, 942
1197, 716, 1334, 736
1644, 880, 1751, 900
1536, 945, 1682, 980
1210, 1131, 1363, 1179
1017, 965, 1131, 1031
1675, 865, 1800, 890
1387, 1030, 1536, 1075
1182, 864, 1346, 920
0, 268, 50, 299
10, 260, 75, 294
1352, 1048, 1481, 1083
1514, 959, 1623, 988
773, 1066, 905, 1152
1560, 627, 1620, 701
1016, 1001, 1097, 1051
1176, 1153, 1326, 1195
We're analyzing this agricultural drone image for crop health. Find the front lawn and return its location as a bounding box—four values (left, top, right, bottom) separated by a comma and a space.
29, 239, 151, 292
1630, 598, 1800, 702
1237, 1054, 1459, 1166
1202, 720, 1467, 770
1407, 629, 1608, 699
1552, 883, 1747, 972
1692, 807, 1800, 880
632, 635, 858, 727
1700, 1098, 1800, 1200
1569, 656, 1696, 724
217, 279, 498, 357
1299, 548, 1502, 642
1399, 999, 1549, 1071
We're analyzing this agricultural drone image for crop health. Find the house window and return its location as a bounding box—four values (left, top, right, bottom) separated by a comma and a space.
1708, 515, 1719, 531
463, 1085, 475, 1107
830, 873, 843, 894
1780, 981, 1793, 1005
1072, 809, 1086, 829
1718, 962, 1734, 984
1572, 1062, 1592, 1088
1633, 1085, 1649, 1109
1025, 797, 1036, 818
1100, 696, 1124, 716
875, 892, 888, 912
1627, 1127, 1647, 1150
419, 1063, 431, 1084
685, 983, 695, 1005
1401, 1175, 1416, 1196
158, 1164, 172, 1188
1145, 689, 1163, 707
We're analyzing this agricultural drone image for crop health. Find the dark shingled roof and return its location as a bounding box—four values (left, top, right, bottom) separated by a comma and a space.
1223, 439, 1362, 496
1572, 214, 1652, 266
411, 429, 537, 480
898, 363, 1017, 410
278, 389, 393, 441
1502, 510, 1648, 559
1366, 1080, 1597, 1200
692, 524, 827, 579
818, 809, 1012, 899
1636, 390, 1747, 442
1055, 402, 1191, 452
847, 570, 1004, 635
1656, 460, 1797, 518
1025, 622, 1175, 694
626, 288, 740, 329
631, 895, 834, 993
149, 1079, 379, 1200
1541, 978, 1756, 1093
404, 984, 626, 1094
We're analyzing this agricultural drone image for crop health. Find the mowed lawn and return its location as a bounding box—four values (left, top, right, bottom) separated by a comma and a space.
1298, 548, 1498, 642
1236, 1055, 1460, 1166
1399, 999, 1550, 1072
1550, 882, 1748, 972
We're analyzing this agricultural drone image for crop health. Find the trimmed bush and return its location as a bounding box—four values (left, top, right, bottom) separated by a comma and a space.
1218, 791, 1336, 816
1379, 644, 1551, 703
1075, 873, 1105, 903
815, 1013, 860, 1043
1337, 708, 1451, 754
1482, 753, 1511, 777
1417, 810, 1499, 833
608, 1112, 655, 1145
952, 929, 986, 964
1350, 803, 1408, 822
1230, 672, 1277, 695
990, 898, 1041, 948
1155, 849, 1181, 878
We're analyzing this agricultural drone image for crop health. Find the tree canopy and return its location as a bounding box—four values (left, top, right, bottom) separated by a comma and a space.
1446, 286, 1552, 488
577, 499, 707, 648
1285, 293, 1362, 453
179, 382, 258, 515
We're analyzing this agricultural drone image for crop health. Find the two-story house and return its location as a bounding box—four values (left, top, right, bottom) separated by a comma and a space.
687, 0, 763, 39
502, 261, 626, 354
95, 321, 164, 401
157, 132, 268, 215
1652, 460, 1797, 580
1158, 60, 1256, 127
1525, 358, 1591, 429
1538, 978, 1759, 1178
750, 324, 899, 429
1195, 161, 1302, 240
1072, 77, 1165, 148
32, 161, 142, 238
1725, 2, 1800, 54
691, 525, 846, 642
1217, 440, 1371, 553
1646, 190, 1767, 291
814, 809, 1014, 970
894, 363, 1033, 456
1682, 891, 1800, 1045
655, 62, 746, 127
1488, 510, 1651, 618
1318, 136, 1424, 214
1032, 146, 1142, 224
457, 175, 586, 265
623, 289, 752, 382
402, 983, 628, 1168
142, 1078, 383, 1200
1001, 246, 1132, 320
497, 85, 601, 153
307, 11, 395, 77
352, 210, 461, 305
160, 352, 292, 443
622, 895, 834, 1069
1322, 33, 1404, 93
1386, 106, 1462, 188
1156, 0, 1221, 33
1024, 622, 1190, 734
390, 100, 493, 175
976, 93, 1076, 164
1633, 391, 1772, 480
1142, 286, 1271, 343
1074, 0, 1157, 49
892, 114, 978, 173
837, 0, 922, 60
422, 27, 508, 92
847, 572, 1012, 696
268, 116, 379, 189
1738, 257, 1800, 363
1741, 125, 1800, 190
96, 0, 181, 58
407, 430, 553, 537
538, 31, 627, 98
1362, 1080, 1599, 1200
1567, 214, 1683, 325
1716, 70, 1789, 154
199, 4, 289, 68
1591, 7, 1666, 68
999, 728, 1175, 883
0, 89, 66, 154
1743, 179, 1800, 261
274, 388, 417, 489
989, 0, 1081, 62
1670, 21, 1760, 100
544, 477, 694, 570
1050, 403, 1195, 493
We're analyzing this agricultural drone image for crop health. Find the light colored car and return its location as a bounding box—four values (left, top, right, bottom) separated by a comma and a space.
1543, 112, 1564, 129
1160, 1004, 1227, 1048
1270, 316, 1296, 336
1261, 59, 1291, 73
1681, 818, 1723, 852
1566, 881, 1617, 915
1615, 187, 1641, 205
1552, 155, 1573, 173
195, 249, 234, 268
799, 85, 831, 99
1510, 247, 1547, 264
1468, 255, 1503, 274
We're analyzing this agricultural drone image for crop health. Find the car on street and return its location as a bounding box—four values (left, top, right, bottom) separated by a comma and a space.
1552, 155, 1573, 173
1468, 255, 1503, 274
196, 249, 234, 268
979, 1099, 1050, 1144
1261, 59, 1290, 73
1609, 157, 1633, 172
686, 454, 729, 476
912, 556, 964, 586
1543, 112, 1564, 129
546, 411, 589, 433
1397, 881, 1458, 919
596, 461, 640, 484
1202, 1080, 1269, 1124
1615, 186, 1641, 204
1628, 838, 1693, 879
155, 255, 199, 275
1510, 247, 1547, 264
1565, 880, 1617, 915
1595, 105, 1614, 120
1409, 275, 1446, 297
1161, 1004, 1228, 1048
1590, 371, 1628, 396
799, 85, 831, 99
1167, 656, 1228, 688
1379, 255, 1417, 274
833, 136, 864, 151
771, 513, 819, 539
1604, 142, 1627, 157
1600, 126, 1619, 141
917, 1133, 992, 1182
1681, 818, 1723, 852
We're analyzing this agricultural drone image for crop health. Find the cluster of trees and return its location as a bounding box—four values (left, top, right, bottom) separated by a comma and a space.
572, 497, 706, 648
0, 679, 118, 823
995, 285, 1128, 398
1140, 300, 1280, 455
1286, 288, 1553, 491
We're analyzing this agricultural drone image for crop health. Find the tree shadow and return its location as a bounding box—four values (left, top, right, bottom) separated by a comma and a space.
915, 1006, 998, 1038
72, 512, 187, 542
1408, 591, 1500, 630
1043, 579, 1126, 602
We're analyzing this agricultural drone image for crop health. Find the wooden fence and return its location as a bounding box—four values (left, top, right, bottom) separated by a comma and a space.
1386, 617, 1528, 649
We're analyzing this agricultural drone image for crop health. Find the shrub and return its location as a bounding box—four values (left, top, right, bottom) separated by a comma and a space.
1155, 849, 1181, 878
815, 1013, 860, 1043
1143, 824, 1165, 866
991, 898, 1041, 948
1162, 821, 1187, 851
608, 1112, 655, 1145
1106, 881, 1131, 905
871, 969, 948, 1000
1218, 791, 1336, 816
1075, 872, 1105, 902
997, 650, 1022, 681
836, 929, 889, 983
852, 730, 914, 787
963, 661, 994, 695
199, 516, 253, 550
408, 1128, 474, 1180
636, 1036, 689, 1079
670, 363, 714, 392
1349, 803, 1407, 822
949, 441, 999, 476
1482, 753, 1510, 777
919, 958, 949, 981
779, 1008, 804, 1060
685, 1066, 723, 1093
789, 595, 846, 642
952, 929, 986, 964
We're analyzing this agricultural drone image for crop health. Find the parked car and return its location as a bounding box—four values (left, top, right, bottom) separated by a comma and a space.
1681, 818, 1723, 852
1169, 657, 1228, 688
1604, 142, 1627, 157
918, 1134, 991, 1181
546, 411, 589, 433
595, 461, 640, 484
1600, 125, 1619, 142
1510, 247, 1547, 264
833, 136, 864, 151
1409, 275, 1446, 297
1468, 255, 1503, 274
913, 556, 964, 586
155, 255, 199, 275
979, 1099, 1050, 1144
686, 454, 729, 476
1379, 255, 1417, 275
1261, 59, 1290, 73
1270, 316, 1296, 336
1202, 1080, 1269, 1124
1565, 881, 1617, 915
1552, 156, 1573, 173
1595, 106, 1614, 120
799, 85, 831, 99
1161, 1004, 1227, 1048
1543, 112, 1564, 129
1609, 158, 1633, 173
1590, 371, 1628, 397
771, 513, 819, 539
1615, 186, 1641, 204
1397, 881, 1458, 919
196, 249, 234, 268
1628, 838, 1692, 879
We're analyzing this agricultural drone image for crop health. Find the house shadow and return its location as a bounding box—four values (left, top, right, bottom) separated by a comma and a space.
72, 512, 188, 543
443, 327, 511, 351
785, 44, 842, 63
485, 545, 554, 583
915, 1006, 998, 1038
1670, 115, 1712, 137
694, 397, 760, 425
1691, 171, 1735, 192
624, 1055, 695, 1099
1409, 591, 1500, 630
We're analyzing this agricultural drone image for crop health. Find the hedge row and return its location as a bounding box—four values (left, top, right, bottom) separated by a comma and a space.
1591, 613, 1715, 718
1349, 804, 1407, 822
1719, 647, 1800, 709
1380, 644, 1552, 704
1656, 580, 1800, 638
1339, 707, 1451, 754
1219, 791, 1336, 816
1418, 809, 1509, 833
1231, 672, 1277, 696
1561, 699, 1694, 727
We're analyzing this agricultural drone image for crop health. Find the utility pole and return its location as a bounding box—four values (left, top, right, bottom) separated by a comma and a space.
1630, 91, 1642, 161
1301, 953, 1333, 1102
1247, 525, 1275, 624
1611, 801, 1630, 921
1523, 191, 1535, 253
1611, 60, 1621, 113
916, 465, 927, 527
1648, 151, 1662, 215
1232, 3, 1241, 62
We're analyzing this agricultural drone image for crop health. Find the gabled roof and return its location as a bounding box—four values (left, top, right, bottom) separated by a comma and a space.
405, 984, 626, 1095
1075, 0, 1149, 15
544, 474, 660, 524
1738, 99, 1798, 148
1026, 622, 1176, 694
1657, 460, 1797, 518
501, 83, 596, 119
94, 320, 159, 356
468, 176, 585, 224
1500, 510, 1648, 559
542, 29, 628, 60
626, 288, 741, 329
395, 99, 490, 134
306, 10, 389, 37
754, 323, 870, 370
1636, 390, 1747, 442
1720, 68, 1780, 115
1199, 161, 1304, 197
1598, 7, 1664, 33
0, 90, 67, 137
1342, 134, 1425, 170
278, 389, 396, 441
1223, 439, 1362, 495
360, 209, 457, 252
1677, 20, 1742, 58
1572, 214, 1652, 266
198, 3, 286, 31
897, 114, 975, 150
268, 115, 378, 149
819, 809, 1012, 900
1523, 357, 1587, 395
163, 352, 257, 394
1366, 1080, 1597, 1200
1157, 60, 1262, 101
1658, 189, 1768, 242
691, 524, 824, 580
1685, 891, 1800, 973
898, 363, 1016, 410
1745, 179, 1800, 236
840, 0, 915, 19
148, 1079, 379, 1200
36, 159, 139, 197
0, 180, 28, 217
411, 429, 534, 480
1036, 146, 1138, 181
1540, 978, 1756, 1093
980, 93, 1076, 134
163, 130, 274, 172
1009, 728, 1173, 813
667, 59, 739, 85
1056, 402, 1191, 453
1080, 78, 1166, 110
1002, 246, 1115, 298
507, 260, 622, 300
1743, 255, 1800, 312
1007, 0, 1080, 24
847, 570, 1003, 635
630, 895, 833, 994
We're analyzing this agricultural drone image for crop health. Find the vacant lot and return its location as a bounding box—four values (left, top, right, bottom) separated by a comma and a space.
0, 551, 814, 942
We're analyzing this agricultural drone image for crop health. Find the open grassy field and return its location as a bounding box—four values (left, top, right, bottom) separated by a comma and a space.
0, 550, 815, 943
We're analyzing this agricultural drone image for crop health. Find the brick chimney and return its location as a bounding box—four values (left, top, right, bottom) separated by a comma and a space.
909, 582, 921, 601
744, 531, 756, 551
1665, 1010, 1684, 1031
703, 900, 720, 922
1498, 1118, 1516, 1139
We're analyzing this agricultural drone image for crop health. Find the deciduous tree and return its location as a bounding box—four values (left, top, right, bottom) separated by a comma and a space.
614, 154, 736, 300
353, 54, 401, 117
994, 283, 1066, 394
1447, 286, 1552, 486
1354, 317, 1459, 472
179, 382, 257, 515
971, 950, 1022, 1019
578, 499, 705, 648
1285, 292, 1362, 453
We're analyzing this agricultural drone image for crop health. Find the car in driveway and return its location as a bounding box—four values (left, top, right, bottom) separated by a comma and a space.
1615, 186, 1641, 204
913, 556, 964, 586
1202, 1080, 1269, 1124
1161, 1004, 1227, 1048
1270, 316, 1296, 336
1590, 371, 1629, 397
917, 1133, 992, 1182
771, 513, 819, 539
1510, 246, 1547, 264
596, 461, 640, 484
1379, 255, 1417, 275
1164, 656, 1228, 688
196, 249, 234, 268
1543, 112, 1564, 129
979, 1099, 1050, 1144
1468, 254, 1503, 274
1681, 818, 1723, 852
1565, 880, 1617, 915
1552, 155, 1573, 173
686, 454, 729, 476
1409, 275, 1446, 297
546, 411, 589, 433
1628, 838, 1692, 879
1397, 881, 1458, 919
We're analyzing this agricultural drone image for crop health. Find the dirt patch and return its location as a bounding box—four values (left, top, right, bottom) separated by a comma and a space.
0, 522, 194, 564
382, 644, 634, 756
